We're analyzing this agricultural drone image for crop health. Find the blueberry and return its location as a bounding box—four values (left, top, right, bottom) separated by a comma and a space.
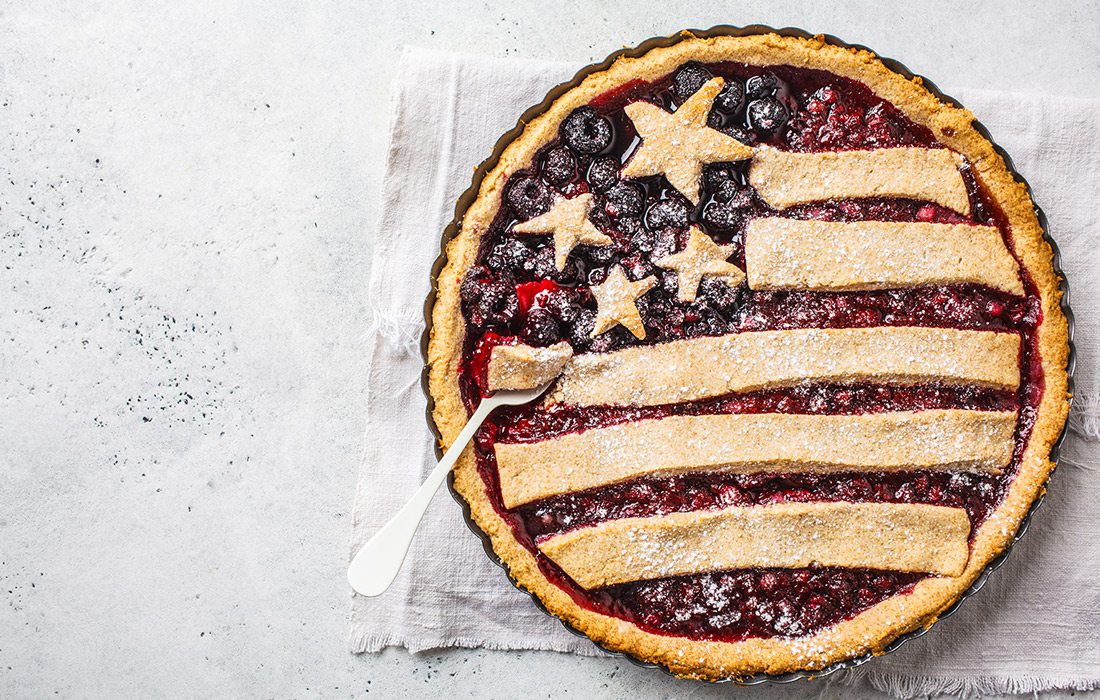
585, 243, 617, 265
460, 267, 491, 304
506, 175, 552, 219
543, 289, 581, 323
587, 156, 620, 193
671, 62, 713, 102
703, 163, 739, 193
521, 307, 561, 346
747, 97, 789, 133
485, 238, 531, 273
745, 72, 778, 99
713, 180, 752, 207
524, 244, 558, 279
720, 125, 755, 144
603, 182, 644, 218
614, 215, 644, 240
462, 274, 518, 330
569, 309, 597, 346
713, 80, 745, 113
644, 198, 690, 230
620, 254, 656, 280
541, 146, 576, 186
702, 202, 742, 231
560, 106, 613, 155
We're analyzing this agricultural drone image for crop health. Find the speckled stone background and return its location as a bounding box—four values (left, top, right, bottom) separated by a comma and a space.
2, 1, 1099, 698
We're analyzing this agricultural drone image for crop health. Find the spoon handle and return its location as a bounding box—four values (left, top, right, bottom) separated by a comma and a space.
348, 398, 495, 597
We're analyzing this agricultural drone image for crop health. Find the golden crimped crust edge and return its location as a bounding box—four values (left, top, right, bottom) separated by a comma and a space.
425, 32, 1071, 681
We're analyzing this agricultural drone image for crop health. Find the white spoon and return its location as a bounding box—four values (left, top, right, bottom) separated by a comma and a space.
348, 380, 555, 597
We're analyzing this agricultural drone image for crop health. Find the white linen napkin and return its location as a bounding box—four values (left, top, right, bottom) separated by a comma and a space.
351, 46, 1100, 697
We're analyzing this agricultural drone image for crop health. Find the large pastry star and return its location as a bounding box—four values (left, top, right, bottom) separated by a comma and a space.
655, 225, 746, 303
621, 77, 755, 204
511, 192, 613, 271
590, 265, 657, 339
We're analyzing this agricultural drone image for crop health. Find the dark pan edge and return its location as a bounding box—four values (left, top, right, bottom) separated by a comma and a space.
416, 24, 1077, 685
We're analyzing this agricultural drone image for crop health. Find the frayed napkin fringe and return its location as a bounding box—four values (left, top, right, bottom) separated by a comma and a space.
366, 307, 425, 356
1070, 394, 1100, 441
349, 630, 606, 658
846, 669, 1100, 699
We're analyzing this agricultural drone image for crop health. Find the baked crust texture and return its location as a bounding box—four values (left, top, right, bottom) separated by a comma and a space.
425, 32, 1071, 681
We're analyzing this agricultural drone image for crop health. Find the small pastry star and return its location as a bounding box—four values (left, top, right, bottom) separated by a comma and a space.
655, 225, 745, 303
590, 265, 657, 339
511, 192, 613, 271
621, 77, 755, 205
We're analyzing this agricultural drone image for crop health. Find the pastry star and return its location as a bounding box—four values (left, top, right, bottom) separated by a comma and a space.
511, 192, 613, 271
655, 225, 745, 303
590, 265, 657, 339
621, 77, 755, 204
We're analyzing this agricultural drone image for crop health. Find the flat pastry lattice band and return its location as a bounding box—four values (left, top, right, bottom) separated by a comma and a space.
427, 31, 1070, 681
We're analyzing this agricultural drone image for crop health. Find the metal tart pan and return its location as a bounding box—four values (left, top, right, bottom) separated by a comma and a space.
416, 24, 1077, 685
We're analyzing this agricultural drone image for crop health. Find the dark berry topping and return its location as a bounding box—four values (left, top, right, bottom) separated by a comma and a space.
587, 156, 620, 193
460, 271, 518, 331
542, 287, 582, 324
561, 106, 613, 155
702, 163, 740, 193
747, 97, 789, 133
630, 226, 677, 258
520, 307, 561, 346
745, 72, 779, 99
714, 181, 754, 208
671, 61, 714, 102
485, 238, 531, 274
713, 80, 745, 113
603, 182, 644, 218
541, 146, 577, 186
644, 198, 690, 230
720, 125, 755, 144
702, 202, 742, 231
506, 175, 552, 219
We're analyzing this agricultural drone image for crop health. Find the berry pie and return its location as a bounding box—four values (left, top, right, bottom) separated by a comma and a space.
427, 32, 1071, 679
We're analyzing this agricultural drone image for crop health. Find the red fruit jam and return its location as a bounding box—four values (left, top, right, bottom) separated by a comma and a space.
454, 62, 1044, 643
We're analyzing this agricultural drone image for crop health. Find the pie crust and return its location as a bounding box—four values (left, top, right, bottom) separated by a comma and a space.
539, 501, 972, 588
745, 218, 1024, 294
495, 409, 1017, 507
749, 146, 970, 214
426, 32, 1070, 680
548, 327, 1021, 407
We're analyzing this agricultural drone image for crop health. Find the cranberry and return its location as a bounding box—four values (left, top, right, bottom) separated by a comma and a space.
587, 156, 620, 193
506, 175, 552, 219
541, 146, 577, 186
671, 61, 713, 102
561, 106, 613, 154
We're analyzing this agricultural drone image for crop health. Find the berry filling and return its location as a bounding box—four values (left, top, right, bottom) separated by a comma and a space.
454, 61, 1044, 644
